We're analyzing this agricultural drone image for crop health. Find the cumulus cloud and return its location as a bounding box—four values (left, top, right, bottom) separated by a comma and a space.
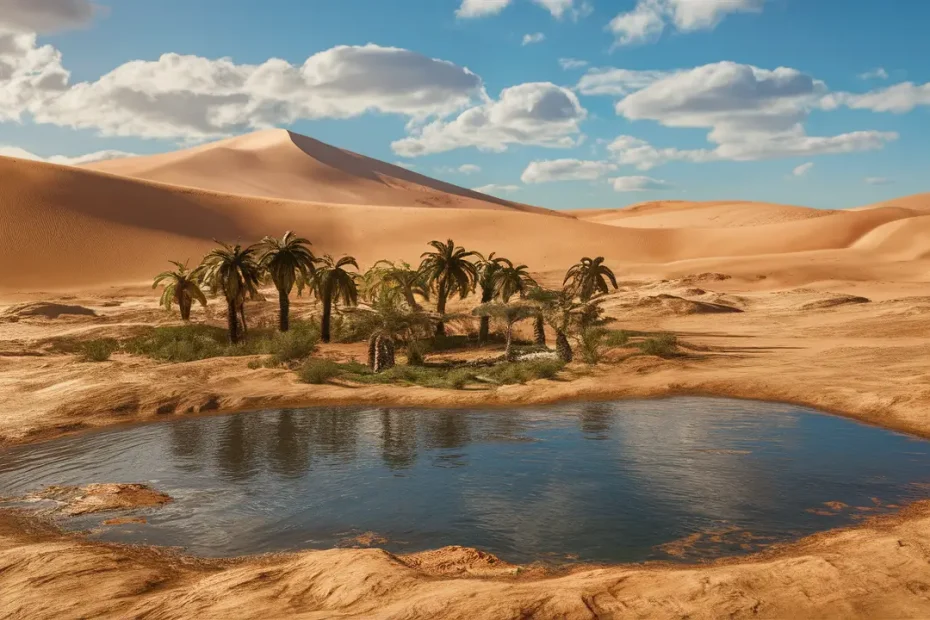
610, 176, 671, 192
610, 62, 897, 166
473, 183, 520, 195
458, 163, 482, 174
576, 67, 667, 96
858, 68, 889, 80
559, 58, 588, 70
522, 32, 545, 46
0, 145, 135, 165
391, 82, 586, 157
609, 0, 764, 46
792, 162, 813, 177
823, 81, 930, 113
1, 36, 485, 140
521, 159, 616, 183
0, 0, 97, 33
457, 0, 589, 19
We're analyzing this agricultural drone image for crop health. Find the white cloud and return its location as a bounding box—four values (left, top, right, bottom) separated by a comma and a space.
792, 162, 814, 177
610, 62, 897, 166
1, 36, 485, 140
393, 161, 417, 170
858, 68, 889, 80
576, 67, 667, 96
0, 145, 135, 165
457, 0, 589, 19
608, 0, 764, 46
521, 159, 616, 183
610, 176, 671, 192
559, 58, 588, 70
0, 0, 97, 33
473, 183, 520, 195
522, 32, 545, 46
824, 81, 930, 114
865, 177, 892, 185
456, 0, 512, 18
392, 82, 586, 157
458, 163, 481, 174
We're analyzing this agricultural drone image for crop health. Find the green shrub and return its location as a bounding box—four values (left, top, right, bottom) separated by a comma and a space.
405, 339, 429, 366
604, 330, 631, 347
578, 327, 608, 365
638, 334, 680, 358
78, 338, 119, 362
297, 358, 342, 384
485, 359, 564, 384
265, 323, 319, 365
124, 324, 228, 362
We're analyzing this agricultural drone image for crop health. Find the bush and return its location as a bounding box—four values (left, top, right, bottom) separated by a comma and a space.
78, 338, 119, 362
604, 330, 631, 347
638, 333, 680, 358
405, 339, 429, 366
484, 359, 564, 384
264, 323, 319, 365
578, 327, 608, 365
297, 358, 342, 384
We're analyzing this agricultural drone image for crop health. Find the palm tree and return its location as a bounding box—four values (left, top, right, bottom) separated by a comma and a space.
198, 242, 263, 344
363, 260, 430, 310
564, 256, 618, 301
258, 231, 317, 332
495, 263, 537, 302
472, 301, 536, 361
419, 239, 479, 336
346, 292, 435, 372
315, 255, 359, 343
152, 260, 207, 321
526, 286, 559, 347
475, 253, 511, 343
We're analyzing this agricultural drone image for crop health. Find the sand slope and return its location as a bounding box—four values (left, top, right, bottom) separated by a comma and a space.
2, 130, 930, 292
84, 129, 553, 214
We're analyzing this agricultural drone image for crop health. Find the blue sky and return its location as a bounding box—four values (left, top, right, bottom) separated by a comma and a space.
1, 0, 928, 210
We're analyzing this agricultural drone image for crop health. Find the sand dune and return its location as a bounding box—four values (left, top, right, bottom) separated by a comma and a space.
2, 130, 930, 292
84, 129, 554, 215
574, 200, 838, 229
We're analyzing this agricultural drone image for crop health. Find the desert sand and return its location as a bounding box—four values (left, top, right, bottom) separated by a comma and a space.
2, 129, 930, 618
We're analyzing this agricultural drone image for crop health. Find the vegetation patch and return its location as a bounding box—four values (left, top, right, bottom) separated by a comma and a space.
77, 338, 119, 362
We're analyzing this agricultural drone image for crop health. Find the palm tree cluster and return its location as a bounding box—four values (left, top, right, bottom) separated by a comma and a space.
153, 233, 619, 371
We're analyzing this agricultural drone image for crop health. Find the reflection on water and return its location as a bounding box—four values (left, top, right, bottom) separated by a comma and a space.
1, 397, 929, 563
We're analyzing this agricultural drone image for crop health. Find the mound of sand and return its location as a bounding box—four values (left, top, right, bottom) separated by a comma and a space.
3, 303, 96, 319
84, 129, 553, 215
27, 483, 171, 516
799, 295, 871, 311
574, 200, 838, 229
631, 294, 743, 315
399, 546, 518, 577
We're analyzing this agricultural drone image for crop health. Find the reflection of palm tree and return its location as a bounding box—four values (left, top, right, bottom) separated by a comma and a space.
425, 411, 471, 450
380, 409, 418, 470
579, 403, 613, 440
168, 420, 205, 471
308, 409, 360, 459
216, 416, 260, 480
269, 411, 312, 478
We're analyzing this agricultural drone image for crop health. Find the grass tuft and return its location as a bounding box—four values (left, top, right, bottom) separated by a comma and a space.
297, 358, 342, 384
77, 338, 119, 362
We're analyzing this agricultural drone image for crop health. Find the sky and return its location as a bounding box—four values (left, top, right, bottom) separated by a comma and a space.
1, 0, 928, 210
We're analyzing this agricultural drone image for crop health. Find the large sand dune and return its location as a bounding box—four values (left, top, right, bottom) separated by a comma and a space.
2, 130, 930, 292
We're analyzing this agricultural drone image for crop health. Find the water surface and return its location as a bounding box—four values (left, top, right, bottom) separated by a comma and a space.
1, 397, 928, 563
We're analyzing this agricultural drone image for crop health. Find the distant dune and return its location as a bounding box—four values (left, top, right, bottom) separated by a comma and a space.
1, 130, 930, 291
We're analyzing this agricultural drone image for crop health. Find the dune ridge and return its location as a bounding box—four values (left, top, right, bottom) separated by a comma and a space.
1, 130, 930, 292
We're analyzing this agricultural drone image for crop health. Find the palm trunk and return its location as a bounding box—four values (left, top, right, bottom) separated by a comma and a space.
239, 302, 248, 337
435, 280, 447, 337
374, 335, 396, 373
321, 281, 333, 343
180, 296, 192, 321
367, 334, 378, 370
278, 289, 290, 332
478, 286, 493, 343
555, 330, 573, 363
505, 322, 515, 361
226, 298, 240, 344
404, 289, 419, 311
533, 315, 546, 346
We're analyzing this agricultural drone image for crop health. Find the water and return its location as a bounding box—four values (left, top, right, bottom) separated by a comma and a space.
1, 397, 929, 564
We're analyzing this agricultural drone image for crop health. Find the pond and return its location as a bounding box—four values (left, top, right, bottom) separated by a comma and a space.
1, 397, 929, 564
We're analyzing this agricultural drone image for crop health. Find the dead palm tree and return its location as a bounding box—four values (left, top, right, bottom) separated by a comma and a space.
564, 256, 618, 301
419, 239, 479, 336
152, 260, 207, 321
258, 231, 317, 332
314, 255, 359, 343
475, 253, 511, 343
472, 301, 536, 361
198, 242, 263, 344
